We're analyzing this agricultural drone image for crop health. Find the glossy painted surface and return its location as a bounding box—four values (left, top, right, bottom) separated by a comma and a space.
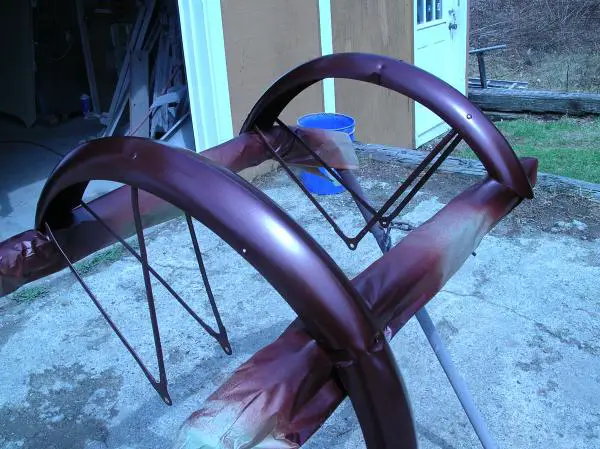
0, 126, 337, 297
242, 52, 533, 199
178, 159, 538, 448
34, 136, 417, 448
1, 53, 539, 448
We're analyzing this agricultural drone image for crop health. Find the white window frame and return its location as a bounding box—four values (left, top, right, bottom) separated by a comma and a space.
318, 0, 336, 113
416, 0, 446, 30
178, 0, 233, 152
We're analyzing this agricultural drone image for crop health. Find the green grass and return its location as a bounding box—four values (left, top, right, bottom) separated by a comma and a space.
74, 245, 127, 276
11, 243, 131, 304
11, 285, 49, 303
456, 117, 600, 183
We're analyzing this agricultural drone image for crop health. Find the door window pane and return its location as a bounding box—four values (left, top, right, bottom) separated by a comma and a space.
426, 0, 433, 22
417, 0, 424, 24
435, 0, 443, 20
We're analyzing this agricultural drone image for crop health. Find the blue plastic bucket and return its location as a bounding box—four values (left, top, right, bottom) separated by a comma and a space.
296, 113, 356, 195
297, 112, 356, 141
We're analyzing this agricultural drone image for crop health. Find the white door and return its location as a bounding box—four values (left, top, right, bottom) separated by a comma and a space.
414, 0, 467, 147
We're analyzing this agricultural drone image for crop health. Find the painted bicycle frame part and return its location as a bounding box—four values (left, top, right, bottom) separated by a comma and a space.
0, 53, 537, 448
176, 159, 537, 449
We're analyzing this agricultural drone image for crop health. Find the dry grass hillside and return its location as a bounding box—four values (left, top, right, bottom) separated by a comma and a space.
469, 0, 600, 92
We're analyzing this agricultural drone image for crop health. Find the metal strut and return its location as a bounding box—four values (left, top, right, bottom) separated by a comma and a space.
131, 187, 170, 403
416, 308, 499, 449
274, 118, 379, 216
45, 217, 172, 405
255, 122, 461, 250
78, 201, 231, 352
257, 118, 497, 445
341, 141, 500, 449
45, 188, 232, 404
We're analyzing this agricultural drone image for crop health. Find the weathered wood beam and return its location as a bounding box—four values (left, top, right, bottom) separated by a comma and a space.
469, 88, 600, 116
129, 51, 150, 137
476, 52, 487, 88
75, 0, 100, 114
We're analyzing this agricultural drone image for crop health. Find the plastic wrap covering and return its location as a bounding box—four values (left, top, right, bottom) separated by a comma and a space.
0, 230, 60, 295
174, 159, 538, 449
0, 187, 179, 297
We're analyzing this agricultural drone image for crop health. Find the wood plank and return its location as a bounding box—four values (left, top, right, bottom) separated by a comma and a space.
469, 88, 600, 116
482, 111, 527, 122
358, 144, 488, 177
103, 3, 155, 133
75, 0, 100, 114
331, 0, 414, 147
161, 112, 195, 150
105, 5, 145, 122
468, 78, 528, 89
133, 0, 156, 52
129, 51, 150, 137
358, 144, 600, 202
221, 0, 323, 133
151, 33, 169, 136
105, 93, 128, 137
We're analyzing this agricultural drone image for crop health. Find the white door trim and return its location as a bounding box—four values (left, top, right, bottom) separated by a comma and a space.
413, 0, 466, 147
318, 0, 336, 113
178, 0, 234, 151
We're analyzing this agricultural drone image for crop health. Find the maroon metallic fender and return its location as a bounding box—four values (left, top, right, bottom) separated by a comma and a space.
35, 137, 417, 449
177, 158, 538, 449
241, 52, 533, 199
0, 127, 352, 297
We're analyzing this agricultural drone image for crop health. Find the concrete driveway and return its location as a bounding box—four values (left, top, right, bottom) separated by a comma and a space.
1, 155, 599, 448
0, 117, 118, 242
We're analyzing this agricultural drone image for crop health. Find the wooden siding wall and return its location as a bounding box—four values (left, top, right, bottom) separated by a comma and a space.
220, 0, 324, 134
332, 0, 414, 147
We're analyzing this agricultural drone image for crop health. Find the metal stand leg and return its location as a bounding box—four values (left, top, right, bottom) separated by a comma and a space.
341, 166, 499, 448
416, 308, 499, 449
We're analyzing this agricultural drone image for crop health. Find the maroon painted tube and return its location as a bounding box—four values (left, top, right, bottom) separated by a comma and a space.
175, 158, 538, 448
0, 188, 181, 297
